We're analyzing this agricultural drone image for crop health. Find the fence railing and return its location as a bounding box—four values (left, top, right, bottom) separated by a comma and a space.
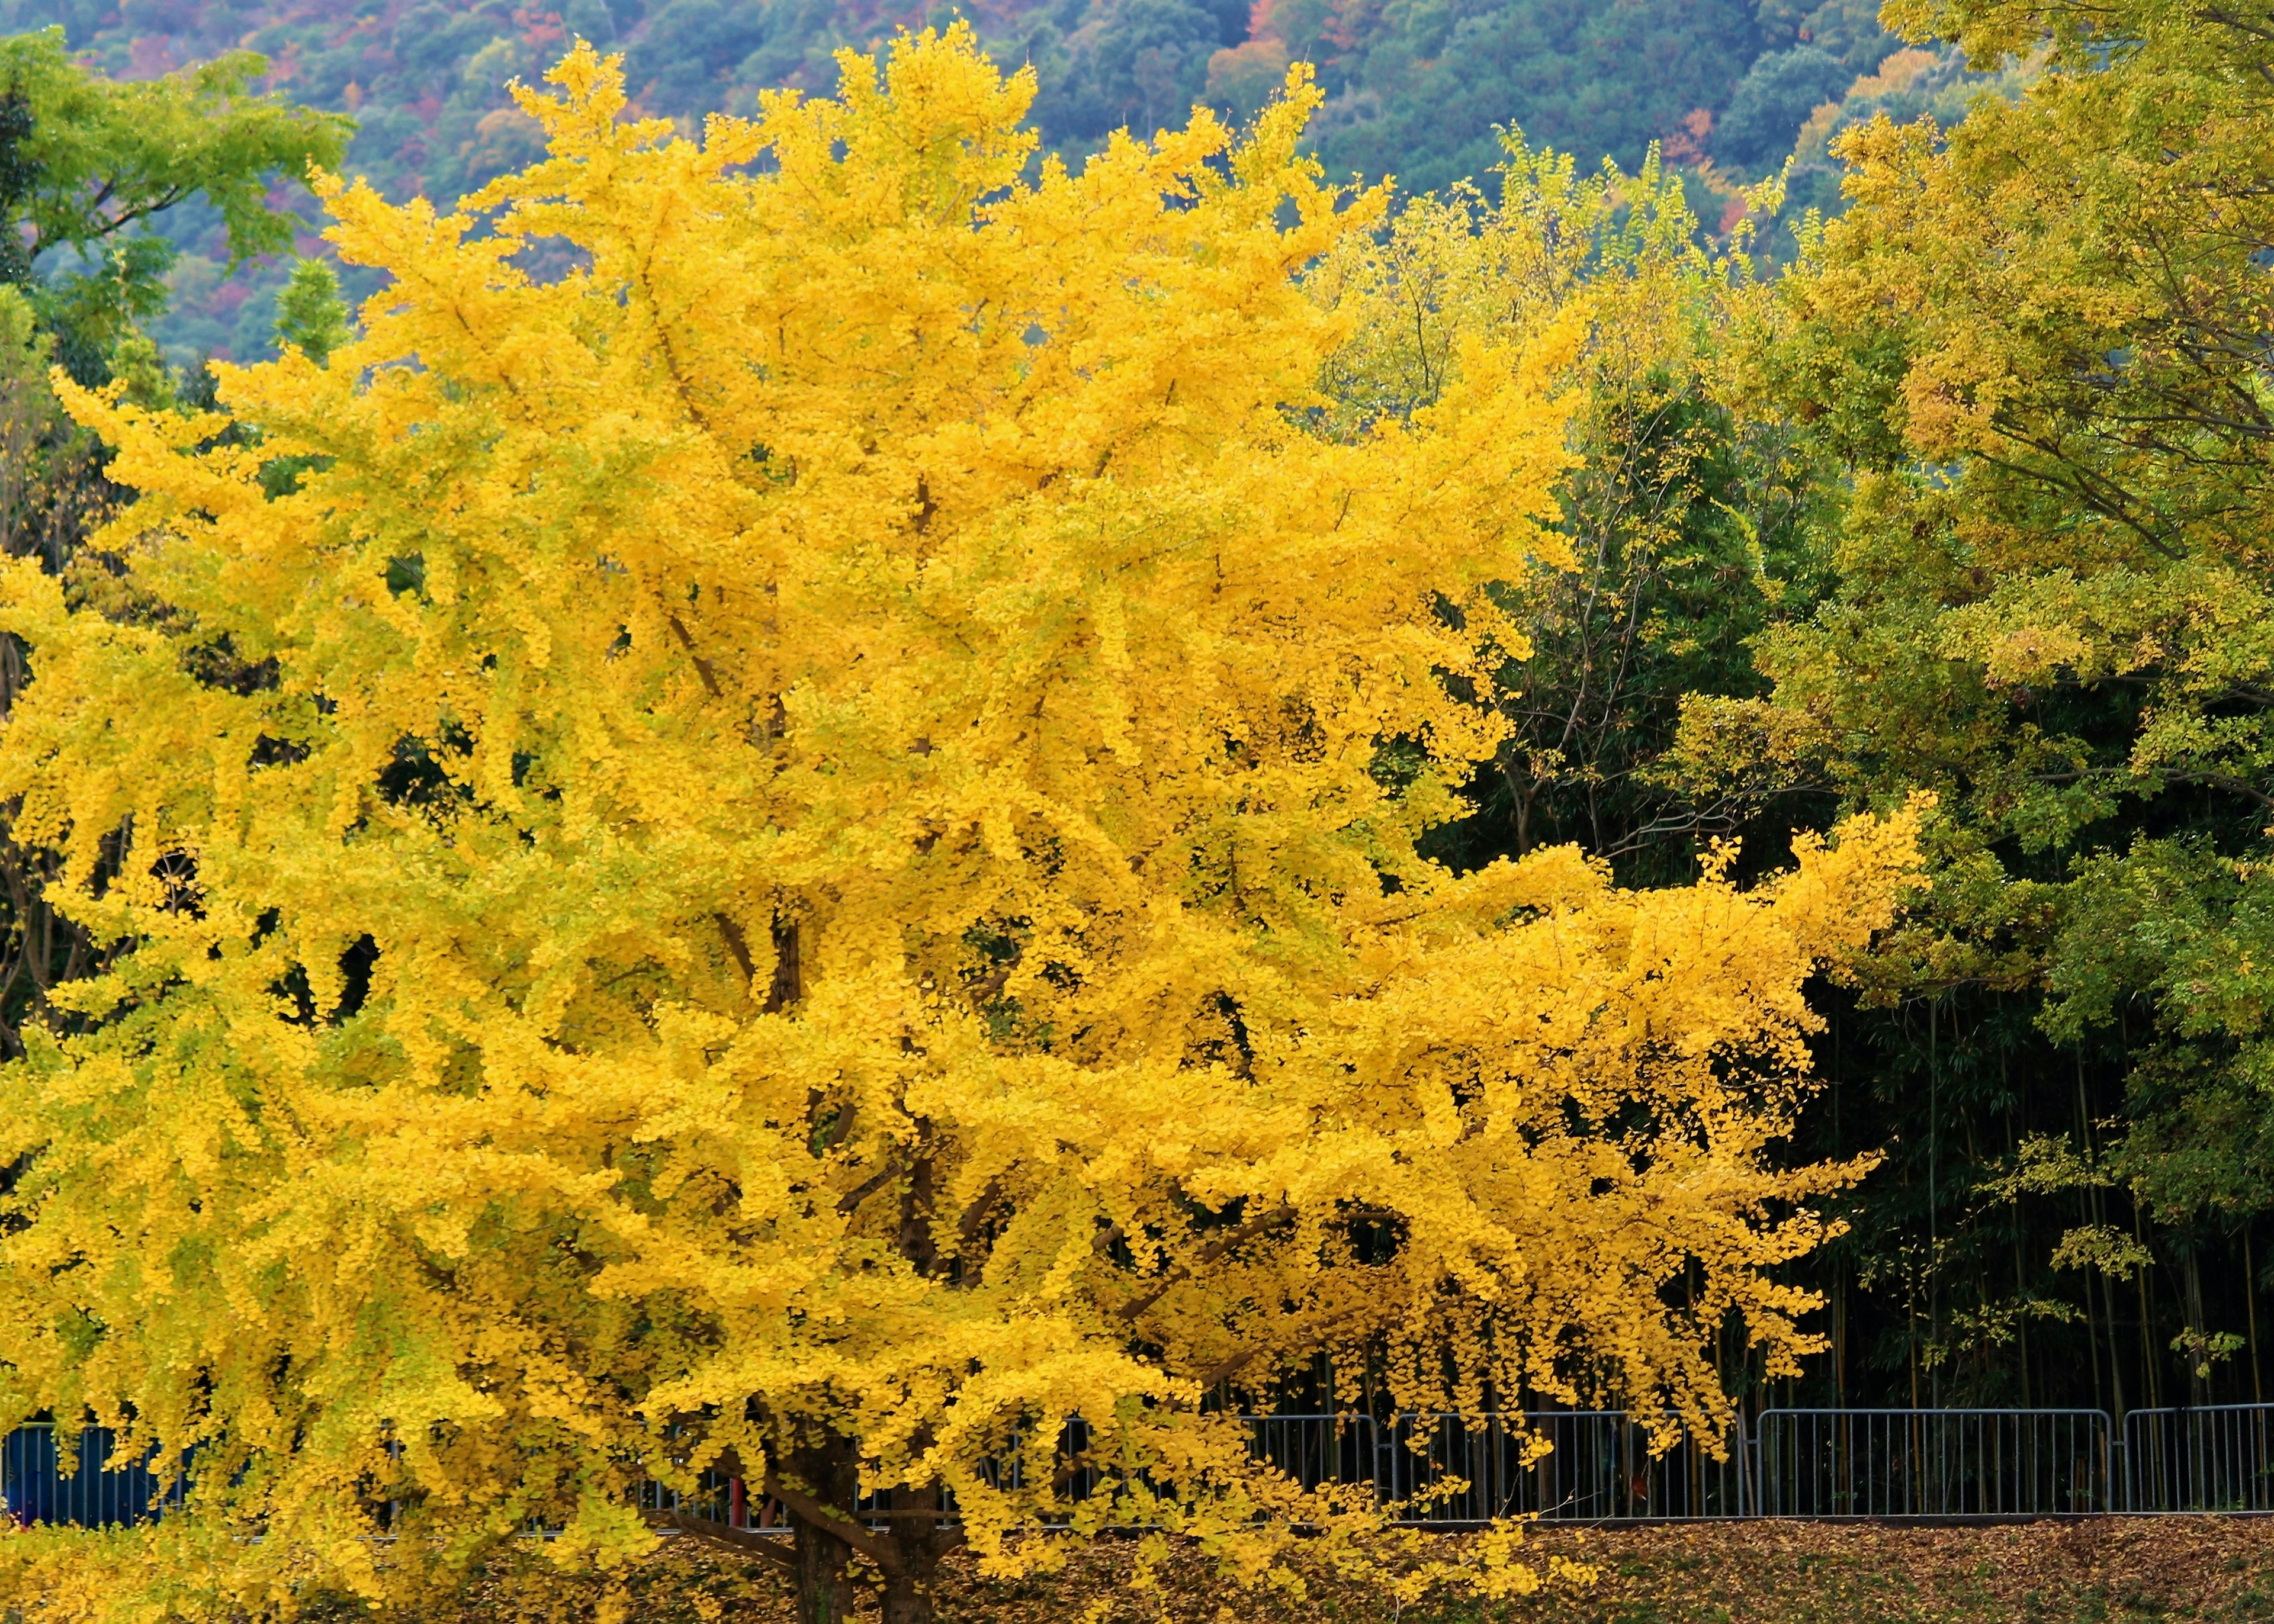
2125, 1404, 2274, 1513
1758, 1408, 2113, 1517
11, 1406, 2274, 1529
1374, 1411, 1750, 1522
2, 1424, 182, 1529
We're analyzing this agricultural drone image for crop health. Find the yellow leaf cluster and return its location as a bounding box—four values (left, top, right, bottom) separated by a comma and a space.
0, 29, 1921, 1612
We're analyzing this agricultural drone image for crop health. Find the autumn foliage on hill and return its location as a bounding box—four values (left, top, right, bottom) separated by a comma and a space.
0, 28, 1925, 1623
0, 0, 1939, 364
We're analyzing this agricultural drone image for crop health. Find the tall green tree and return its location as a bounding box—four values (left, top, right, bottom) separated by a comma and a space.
1671, 0, 2274, 1408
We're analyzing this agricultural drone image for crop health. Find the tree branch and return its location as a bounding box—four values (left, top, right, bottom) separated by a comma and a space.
1197, 1345, 1266, 1389
714, 912, 755, 985
668, 613, 724, 697
643, 1509, 798, 1572
836, 1161, 900, 1217
1114, 1204, 1295, 1323
955, 1176, 1003, 1249
760, 1472, 904, 1574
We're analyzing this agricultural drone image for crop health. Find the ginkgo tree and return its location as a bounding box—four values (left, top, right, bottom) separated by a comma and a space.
0, 30, 1922, 1624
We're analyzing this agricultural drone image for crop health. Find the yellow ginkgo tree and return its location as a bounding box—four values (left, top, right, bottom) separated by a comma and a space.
0, 31, 1920, 1623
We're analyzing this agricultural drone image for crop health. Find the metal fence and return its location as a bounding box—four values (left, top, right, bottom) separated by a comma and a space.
1758, 1408, 2113, 1517
11, 1406, 2274, 1529
2, 1424, 181, 1528
2125, 1404, 2274, 1513
1247, 1412, 1377, 1501
1375, 1411, 1750, 1522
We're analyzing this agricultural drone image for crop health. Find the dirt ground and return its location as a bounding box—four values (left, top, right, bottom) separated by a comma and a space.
396, 1516, 2274, 1623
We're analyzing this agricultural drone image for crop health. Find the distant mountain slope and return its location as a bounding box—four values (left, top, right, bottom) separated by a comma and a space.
0, 0, 1918, 362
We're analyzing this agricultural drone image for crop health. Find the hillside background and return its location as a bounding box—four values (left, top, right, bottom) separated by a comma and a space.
0, 0, 2004, 366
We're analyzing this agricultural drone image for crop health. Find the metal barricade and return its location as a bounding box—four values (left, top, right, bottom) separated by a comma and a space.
2123, 1404, 2274, 1513
1758, 1408, 2112, 1517
639, 1469, 737, 1524
37, 1404, 2251, 1529
1245, 1413, 1379, 1498
1, 1424, 182, 1528
1376, 1411, 1749, 1523
978, 1414, 1100, 1504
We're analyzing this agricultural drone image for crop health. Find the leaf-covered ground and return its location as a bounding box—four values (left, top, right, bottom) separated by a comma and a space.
387, 1518, 2274, 1623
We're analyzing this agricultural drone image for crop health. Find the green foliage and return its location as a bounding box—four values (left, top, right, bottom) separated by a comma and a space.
1301, 0, 1766, 192
0, 25, 348, 375
1719, 45, 1851, 171
0, 28, 348, 266
1653, 0, 2274, 1410
272, 256, 351, 364
1034, 0, 1248, 144
0, 280, 107, 571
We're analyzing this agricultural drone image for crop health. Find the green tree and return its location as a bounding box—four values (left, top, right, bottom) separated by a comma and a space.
0, 27, 350, 377
1671, 0, 2274, 1408
1313, 136, 1827, 882
271, 257, 352, 365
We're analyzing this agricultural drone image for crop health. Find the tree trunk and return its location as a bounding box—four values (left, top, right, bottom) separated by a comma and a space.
876, 1488, 945, 1624
879, 1564, 933, 1624
794, 1519, 857, 1624
790, 1441, 860, 1624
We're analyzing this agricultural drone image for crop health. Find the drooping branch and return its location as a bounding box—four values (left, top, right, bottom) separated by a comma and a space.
1114, 1204, 1295, 1323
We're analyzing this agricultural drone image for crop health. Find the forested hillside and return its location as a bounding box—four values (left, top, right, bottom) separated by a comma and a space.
0, 0, 1949, 361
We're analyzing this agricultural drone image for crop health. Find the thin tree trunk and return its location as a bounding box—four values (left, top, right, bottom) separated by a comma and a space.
2134, 1203, 2161, 1410
2248, 1229, 2263, 1406
1834, 1265, 1847, 1408
2081, 1056, 2126, 1422
2185, 1250, 2209, 1405
2081, 1192, 2104, 1417
1928, 998, 1939, 1410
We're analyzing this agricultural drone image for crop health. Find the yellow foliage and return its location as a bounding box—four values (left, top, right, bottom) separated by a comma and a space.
0, 30, 1920, 1616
